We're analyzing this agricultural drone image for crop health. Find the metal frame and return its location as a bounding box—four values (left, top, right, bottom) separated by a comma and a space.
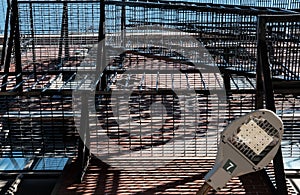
256, 14, 300, 194
0, 0, 299, 192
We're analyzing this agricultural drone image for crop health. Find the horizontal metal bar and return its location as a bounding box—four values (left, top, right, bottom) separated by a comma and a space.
0, 88, 256, 96
17, 0, 293, 15
0, 171, 62, 178
259, 14, 300, 22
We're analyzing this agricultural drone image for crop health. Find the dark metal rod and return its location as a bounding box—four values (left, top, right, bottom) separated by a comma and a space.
96, 0, 106, 90
157, 71, 160, 91
121, 0, 126, 31
58, 2, 69, 65
255, 16, 265, 110
12, 0, 23, 92
1, 0, 16, 92
64, 4, 69, 59
98, 0, 105, 42
185, 73, 190, 89
29, 1, 37, 81
257, 15, 288, 195
0, 0, 11, 70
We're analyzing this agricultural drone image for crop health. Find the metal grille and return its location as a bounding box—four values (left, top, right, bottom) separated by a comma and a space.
257, 14, 300, 159
17, 1, 101, 73
266, 20, 300, 80
276, 94, 300, 158
0, 95, 78, 158
0, 0, 299, 166
13, 0, 295, 77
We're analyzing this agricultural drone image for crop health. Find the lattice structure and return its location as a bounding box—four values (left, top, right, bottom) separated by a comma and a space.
266, 18, 300, 80
13, 1, 295, 75
0, 95, 77, 158
0, 0, 300, 194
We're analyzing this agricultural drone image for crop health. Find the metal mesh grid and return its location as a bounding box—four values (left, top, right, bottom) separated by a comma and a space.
0, 95, 78, 158
0, 0, 299, 162
265, 21, 300, 80
17, 2, 101, 73
11, 0, 294, 78
276, 94, 300, 158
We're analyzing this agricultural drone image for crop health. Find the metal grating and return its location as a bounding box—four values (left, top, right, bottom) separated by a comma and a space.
11, 0, 296, 78
276, 94, 300, 158
0, 2, 299, 194
0, 95, 78, 158
266, 20, 300, 80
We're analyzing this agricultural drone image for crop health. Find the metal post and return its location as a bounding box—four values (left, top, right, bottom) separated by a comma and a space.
255, 16, 265, 110
97, 0, 106, 90
29, 1, 37, 81
13, 0, 23, 92
58, 1, 69, 66
98, 0, 105, 42
0, 0, 11, 70
121, 0, 126, 48
1, 0, 13, 92
256, 15, 288, 195
1, 0, 22, 92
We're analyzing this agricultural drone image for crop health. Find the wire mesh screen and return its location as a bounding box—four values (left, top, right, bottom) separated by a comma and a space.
276, 94, 300, 158
0, 95, 78, 157
257, 14, 300, 159
18, 1, 101, 73
15, 0, 293, 77
193, 0, 300, 9
68, 23, 229, 160
124, 4, 259, 73
265, 20, 300, 80
91, 62, 226, 159
1, 0, 300, 161
239, 0, 300, 8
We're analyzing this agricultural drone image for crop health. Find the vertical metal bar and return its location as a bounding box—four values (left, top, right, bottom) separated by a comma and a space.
12, 0, 22, 92
121, 0, 126, 32
255, 16, 265, 110
1, 0, 14, 92
98, 0, 106, 90
0, 0, 11, 70
2, 0, 23, 92
58, 2, 65, 64
29, 1, 37, 81
64, 3, 69, 59
256, 15, 288, 195
221, 68, 231, 95
98, 0, 105, 42
58, 1, 68, 66
121, 0, 126, 48
262, 33, 289, 195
